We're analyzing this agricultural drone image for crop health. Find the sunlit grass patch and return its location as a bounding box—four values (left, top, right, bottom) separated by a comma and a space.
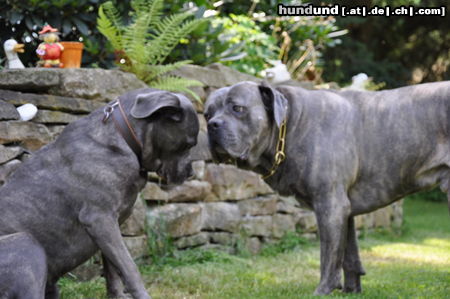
367, 238, 450, 265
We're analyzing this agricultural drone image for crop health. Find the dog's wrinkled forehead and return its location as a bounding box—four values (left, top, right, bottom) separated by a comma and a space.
205, 87, 229, 111
206, 82, 261, 113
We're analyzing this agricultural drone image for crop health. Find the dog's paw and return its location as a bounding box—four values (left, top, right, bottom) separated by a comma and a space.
314, 281, 342, 295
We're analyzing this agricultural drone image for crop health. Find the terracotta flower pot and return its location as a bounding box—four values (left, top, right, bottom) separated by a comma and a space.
60, 42, 83, 68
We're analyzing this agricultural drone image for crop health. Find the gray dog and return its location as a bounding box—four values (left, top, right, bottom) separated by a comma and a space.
0, 88, 199, 299
204, 81, 449, 295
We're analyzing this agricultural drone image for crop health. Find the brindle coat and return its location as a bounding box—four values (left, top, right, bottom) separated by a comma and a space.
204, 81, 450, 295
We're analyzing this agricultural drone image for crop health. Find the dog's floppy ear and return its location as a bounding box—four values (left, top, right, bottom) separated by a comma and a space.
258, 82, 288, 128
130, 91, 181, 120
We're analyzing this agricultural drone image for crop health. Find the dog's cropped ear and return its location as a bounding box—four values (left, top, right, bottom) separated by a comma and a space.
258, 82, 288, 128
130, 91, 181, 120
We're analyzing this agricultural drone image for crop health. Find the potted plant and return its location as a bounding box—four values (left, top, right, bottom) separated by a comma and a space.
60, 41, 84, 68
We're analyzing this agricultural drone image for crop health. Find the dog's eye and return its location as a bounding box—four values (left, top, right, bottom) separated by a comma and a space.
232, 105, 245, 113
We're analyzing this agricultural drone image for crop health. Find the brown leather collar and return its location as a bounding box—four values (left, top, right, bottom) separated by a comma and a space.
102, 99, 144, 170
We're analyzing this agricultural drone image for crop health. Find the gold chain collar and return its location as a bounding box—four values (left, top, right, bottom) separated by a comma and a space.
262, 118, 287, 180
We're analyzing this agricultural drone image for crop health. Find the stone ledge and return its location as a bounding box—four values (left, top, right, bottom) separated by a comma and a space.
33, 109, 84, 124
201, 202, 240, 232
0, 99, 20, 120
0, 121, 52, 151
0, 89, 103, 114
0, 69, 147, 102
169, 63, 260, 89
147, 204, 203, 238
124, 235, 148, 259
0, 69, 60, 92
0, 159, 21, 185
204, 163, 273, 201
0, 144, 24, 164
238, 195, 278, 216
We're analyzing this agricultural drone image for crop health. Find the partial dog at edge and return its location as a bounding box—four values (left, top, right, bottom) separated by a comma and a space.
204, 81, 450, 295
0, 88, 199, 299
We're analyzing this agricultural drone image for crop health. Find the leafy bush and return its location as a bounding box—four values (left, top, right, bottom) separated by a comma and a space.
406, 187, 447, 202
97, 0, 205, 100
210, 14, 280, 77
160, 249, 236, 267
146, 213, 176, 265
272, 15, 347, 82
146, 214, 237, 267
168, 17, 249, 67
259, 231, 310, 257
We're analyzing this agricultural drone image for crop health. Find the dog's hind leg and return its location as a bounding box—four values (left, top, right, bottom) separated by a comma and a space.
313, 191, 351, 295
0, 232, 47, 299
44, 283, 59, 299
343, 217, 365, 293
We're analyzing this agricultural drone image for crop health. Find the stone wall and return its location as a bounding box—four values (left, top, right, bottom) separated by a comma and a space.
144, 161, 403, 254
0, 67, 403, 263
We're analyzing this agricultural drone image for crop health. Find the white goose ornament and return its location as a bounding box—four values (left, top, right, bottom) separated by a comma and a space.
3, 39, 25, 69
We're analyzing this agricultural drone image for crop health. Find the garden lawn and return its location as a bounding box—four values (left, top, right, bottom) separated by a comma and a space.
59, 198, 450, 298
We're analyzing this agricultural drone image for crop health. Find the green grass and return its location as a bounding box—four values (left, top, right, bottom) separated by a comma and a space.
60, 198, 450, 298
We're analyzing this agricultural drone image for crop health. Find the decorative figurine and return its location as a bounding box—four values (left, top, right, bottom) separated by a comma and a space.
3, 39, 25, 69
36, 25, 64, 68
265, 60, 291, 84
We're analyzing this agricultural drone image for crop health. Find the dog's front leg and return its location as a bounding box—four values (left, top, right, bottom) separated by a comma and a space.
103, 254, 130, 298
313, 192, 351, 295
79, 210, 150, 299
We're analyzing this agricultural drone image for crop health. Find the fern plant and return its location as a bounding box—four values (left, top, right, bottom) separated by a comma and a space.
97, 0, 205, 101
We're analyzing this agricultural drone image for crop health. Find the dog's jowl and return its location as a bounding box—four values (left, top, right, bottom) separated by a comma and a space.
0, 88, 199, 299
204, 81, 450, 295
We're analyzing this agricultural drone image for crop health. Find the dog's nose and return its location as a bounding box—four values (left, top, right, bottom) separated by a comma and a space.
208, 118, 223, 130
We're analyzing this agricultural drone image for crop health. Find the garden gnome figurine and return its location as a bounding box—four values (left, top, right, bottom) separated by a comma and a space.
36, 25, 64, 67
3, 39, 25, 69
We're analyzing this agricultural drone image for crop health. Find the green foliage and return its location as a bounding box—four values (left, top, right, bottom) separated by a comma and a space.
168, 18, 250, 67
146, 213, 176, 265
170, 3, 345, 81
406, 187, 447, 202
272, 15, 347, 82
259, 231, 310, 257
146, 213, 239, 267
211, 14, 280, 77
159, 249, 237, 268
97, 0, 205, 100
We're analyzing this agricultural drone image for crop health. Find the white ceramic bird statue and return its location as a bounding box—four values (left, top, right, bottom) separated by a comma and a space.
347, 73, 369, 90
265, 60, 291, 84
3, 39, 25, 69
